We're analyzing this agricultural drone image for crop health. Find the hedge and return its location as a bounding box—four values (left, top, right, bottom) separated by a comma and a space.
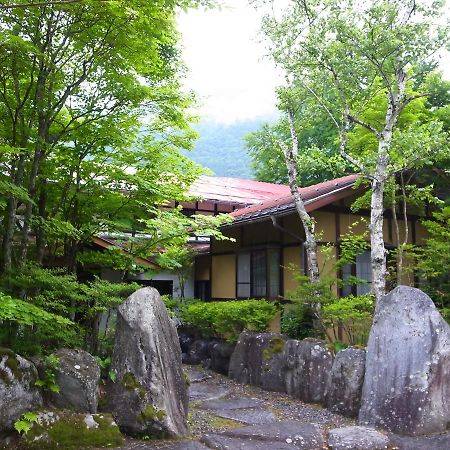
182, 299, 278, 342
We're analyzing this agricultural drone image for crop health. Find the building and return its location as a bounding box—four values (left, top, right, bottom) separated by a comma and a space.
207, 174, 428, 300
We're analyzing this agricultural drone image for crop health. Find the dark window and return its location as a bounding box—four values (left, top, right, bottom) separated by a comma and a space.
237, 248, 280, 299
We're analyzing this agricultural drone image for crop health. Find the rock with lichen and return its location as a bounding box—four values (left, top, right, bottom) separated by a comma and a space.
47, 348, 100, 413
359, 286, 450, 435
18, 409, 123, 449
283, 338, 333, 404
109, 287, 188, 438
0, 348, 43, 434
325, 347, 366, 417
229, 331, 287, 392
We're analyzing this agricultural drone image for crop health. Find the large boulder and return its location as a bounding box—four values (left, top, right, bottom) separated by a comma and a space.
209, 341, 235, 375
0, 348, 42, 433
325, 347, 366, 417
359, 286, 450, 435
284, 338, 333, 403
48, 348, 100, 413
109, 287, 188, 438
185, 339, 212, 365
229, 331, 287, 393
328, 426, 389, 450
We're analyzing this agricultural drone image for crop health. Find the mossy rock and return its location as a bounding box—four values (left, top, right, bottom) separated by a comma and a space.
0, 348, 23, 385
19, 409, 124, 449
122, 371, 146, 400
262, 336, 286, 361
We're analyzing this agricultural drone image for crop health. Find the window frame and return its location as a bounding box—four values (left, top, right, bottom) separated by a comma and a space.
236, 246, 281, 299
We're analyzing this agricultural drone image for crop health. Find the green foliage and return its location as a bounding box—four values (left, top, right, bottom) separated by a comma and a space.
245, 106, 354, 185
405, 205, 450, 313
35, 355, 60, 393
14, 411, 39, 435
0, 265, 138, 354
182, 300, 278, 342
281, 303, 316, 341
0, 291, 77, 355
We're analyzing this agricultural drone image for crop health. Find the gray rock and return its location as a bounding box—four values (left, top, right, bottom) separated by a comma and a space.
109, 287, 188, 438
189, 383, 230, 402
328, 426, 389, 450
388, 431, 450, 450
325, 347, 366, 417
229, 331, 287, 393
0, 349, 42, 433
185, 368, 211, 383
186, 340, 212, 365
217, 421, 325, 449
126, 441, 210, 450
198, 398, 264, 410
201, 434, 297, 449
284, 338, 333, 403
358, 286, 450, 435
48, 348, 100, 413
213, 408, 276, 425
210, 341, 235, 375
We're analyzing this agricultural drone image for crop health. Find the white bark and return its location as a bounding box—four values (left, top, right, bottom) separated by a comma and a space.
280, 107, 320, 284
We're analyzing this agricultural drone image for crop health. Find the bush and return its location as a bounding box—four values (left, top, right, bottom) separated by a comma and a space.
0, 292, 78, 355
182, 299, 278, 342
281, 303, 316, 340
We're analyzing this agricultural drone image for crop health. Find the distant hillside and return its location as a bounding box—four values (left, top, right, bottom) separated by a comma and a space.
184, 119, 273, 179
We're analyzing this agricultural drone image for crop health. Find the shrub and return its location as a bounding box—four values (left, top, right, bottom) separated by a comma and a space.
182, 300, 278, 342
281, 303, 316, 340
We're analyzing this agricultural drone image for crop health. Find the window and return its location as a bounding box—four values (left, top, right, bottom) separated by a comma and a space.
237, 249, 280, 298
341, 250, 372, 296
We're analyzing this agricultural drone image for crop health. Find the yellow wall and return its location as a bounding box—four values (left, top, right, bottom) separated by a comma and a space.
211, 254, 235, 299
283, 246, 302, 295
311, 211, 336, 242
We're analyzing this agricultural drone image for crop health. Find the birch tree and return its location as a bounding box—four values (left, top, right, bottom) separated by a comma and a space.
257, 0, 449, 302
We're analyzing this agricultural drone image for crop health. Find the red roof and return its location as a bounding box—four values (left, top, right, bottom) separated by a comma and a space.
229, 174, 360, 224
189, 176, 291, 206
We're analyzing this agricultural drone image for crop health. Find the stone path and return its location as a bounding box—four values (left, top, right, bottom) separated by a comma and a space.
118, 365, 450, 450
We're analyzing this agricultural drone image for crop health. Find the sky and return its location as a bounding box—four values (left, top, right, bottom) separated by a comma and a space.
178, 0, 450, 126
177, 1, 282, 125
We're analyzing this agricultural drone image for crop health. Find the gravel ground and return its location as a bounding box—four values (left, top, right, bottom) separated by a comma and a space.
118, 364, 353, 448
185, 364, 353, 438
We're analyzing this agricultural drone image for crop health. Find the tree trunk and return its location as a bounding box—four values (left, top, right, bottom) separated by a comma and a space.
282, 107, 320, 283
370, 132, 392, 303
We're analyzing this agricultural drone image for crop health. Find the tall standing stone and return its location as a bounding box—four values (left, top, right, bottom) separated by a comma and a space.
359, 286, 450, 435
109, 287, 188, 438
284, 338, 333, 404
325, 347, 366, 417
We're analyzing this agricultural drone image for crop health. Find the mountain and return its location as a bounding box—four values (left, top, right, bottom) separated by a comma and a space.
184, 119, 274, 179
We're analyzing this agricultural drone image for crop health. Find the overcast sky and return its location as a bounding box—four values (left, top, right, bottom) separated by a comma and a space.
177, 1, 282, 125
178, 0, 450, 125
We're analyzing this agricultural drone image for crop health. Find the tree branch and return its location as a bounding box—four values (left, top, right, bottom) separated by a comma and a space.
0, 0, 110, 9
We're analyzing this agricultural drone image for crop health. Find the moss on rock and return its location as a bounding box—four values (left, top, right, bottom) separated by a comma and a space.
20, 410, 124, 450
0, 348, 24, 385
262, 337, 286, 361
140, 405, 166, 422
122, 371, 146, 400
